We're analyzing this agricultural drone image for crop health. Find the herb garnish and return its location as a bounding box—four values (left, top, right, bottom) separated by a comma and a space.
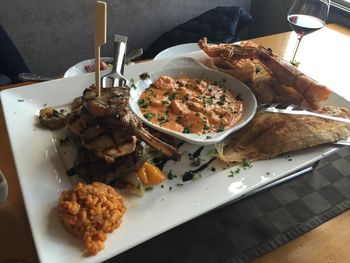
167, 170, 175, 180
143, 113, 155, 121
168, 92, 177, 101
157, 114, 169, 124
242, 160, 253, 169
216, 125, 225, 132
183, 126, 192, 133
182, 94, 189, 102
176, 115, 182, 122
235, 94, 242, 101
176, 81, 184, 87
138, 99, 150, 108
139, 72, 150, 80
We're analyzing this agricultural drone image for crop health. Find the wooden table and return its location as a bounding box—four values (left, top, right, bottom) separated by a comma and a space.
0, 23, 349, 263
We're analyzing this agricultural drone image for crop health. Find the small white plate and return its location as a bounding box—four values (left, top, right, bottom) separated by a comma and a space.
154, 43, 200, 60
129, 57, 257, 145
63, 57, 113, 78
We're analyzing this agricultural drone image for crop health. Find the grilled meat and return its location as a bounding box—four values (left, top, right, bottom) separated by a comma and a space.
67, 106, 137, 164
73, 142, 149, 184
80, 85, 181, 161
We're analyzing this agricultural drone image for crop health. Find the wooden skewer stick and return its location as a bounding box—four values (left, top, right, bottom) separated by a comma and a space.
94, 0, 107, 96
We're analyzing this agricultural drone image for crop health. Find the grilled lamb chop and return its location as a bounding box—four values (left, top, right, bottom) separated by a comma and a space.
80, 85, 181, 161
67, 105, 138, 164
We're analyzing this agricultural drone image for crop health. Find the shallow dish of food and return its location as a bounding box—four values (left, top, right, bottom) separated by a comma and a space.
129, 57, 257, 145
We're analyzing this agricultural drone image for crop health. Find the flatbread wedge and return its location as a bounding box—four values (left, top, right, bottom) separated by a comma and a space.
217, 106, 350, 163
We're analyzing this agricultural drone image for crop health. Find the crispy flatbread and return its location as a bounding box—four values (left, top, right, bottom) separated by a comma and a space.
217, 106, 350, 163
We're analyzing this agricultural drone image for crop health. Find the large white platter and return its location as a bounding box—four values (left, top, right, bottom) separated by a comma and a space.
1, 53, 349, 263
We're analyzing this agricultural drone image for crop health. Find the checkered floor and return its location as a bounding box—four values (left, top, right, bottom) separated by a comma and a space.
106, 146, 350, 263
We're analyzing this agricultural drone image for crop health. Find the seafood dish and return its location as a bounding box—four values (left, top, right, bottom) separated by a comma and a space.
138, 75, 243, 134
217, 106, 350, 163
198, 37, 331, 110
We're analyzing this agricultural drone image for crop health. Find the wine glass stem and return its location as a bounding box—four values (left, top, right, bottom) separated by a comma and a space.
291, 35, 303, 63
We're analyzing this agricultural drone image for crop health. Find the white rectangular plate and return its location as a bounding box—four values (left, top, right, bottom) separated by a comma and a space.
1, 53, 349, 263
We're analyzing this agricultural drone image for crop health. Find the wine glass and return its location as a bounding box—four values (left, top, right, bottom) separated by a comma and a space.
287, 0, 330, 64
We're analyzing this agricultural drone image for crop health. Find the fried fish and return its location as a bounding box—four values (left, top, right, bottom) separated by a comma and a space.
217, 106, 350, 163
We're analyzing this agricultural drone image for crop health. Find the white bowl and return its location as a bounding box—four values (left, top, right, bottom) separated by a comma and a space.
129, 57, 257, 145
154, 43, 200, 60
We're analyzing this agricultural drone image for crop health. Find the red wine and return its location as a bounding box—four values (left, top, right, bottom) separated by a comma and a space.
287, 14, 324, 36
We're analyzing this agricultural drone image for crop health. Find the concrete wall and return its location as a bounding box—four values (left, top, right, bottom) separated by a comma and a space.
0, 0, 250, 76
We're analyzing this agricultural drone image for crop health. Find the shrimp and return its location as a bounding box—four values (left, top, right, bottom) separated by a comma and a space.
198, 37, 331, 110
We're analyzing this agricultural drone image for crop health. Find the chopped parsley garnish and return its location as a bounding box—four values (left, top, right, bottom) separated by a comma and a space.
168, 92, 177, 101
229, 171, 235, 177
195, 78, 202, 84
161, 99, 169, 105
157, 114, 169, 124
17, 99, 24, 102
235, 94, 242, 101
176, 115, 182, 122
182, 94, 189, 102
167, 170, 175, 180
195, 112, 200, 117
187, 103, 196, 110
203, 123, 209, 130
145, 187, 153, 191
211, 167, 216, 172
143, 113, 155, 121
242, 160, 253, 169
217, 95, 226, 105
176, 81, 184, 87
139, 72, 150, 80
176, 183, 183, 187
206, 135, 212, 139
52, 109, 66, 118
138, 99, 150, 108
183, 126, 192, 133
216, 125, 225, 132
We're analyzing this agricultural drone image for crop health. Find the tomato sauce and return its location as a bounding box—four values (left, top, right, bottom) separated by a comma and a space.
138, 75, 243, 134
